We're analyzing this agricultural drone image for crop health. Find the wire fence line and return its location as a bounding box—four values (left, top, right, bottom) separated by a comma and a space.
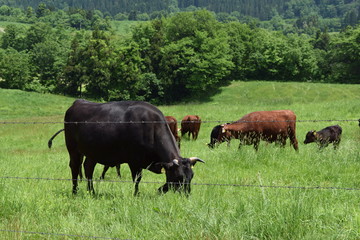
1, 176, 360, 192
0, 119, 359, 125
0, 229, 127, 240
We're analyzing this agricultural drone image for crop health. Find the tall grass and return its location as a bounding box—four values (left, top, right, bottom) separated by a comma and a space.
1, 81, 360, 239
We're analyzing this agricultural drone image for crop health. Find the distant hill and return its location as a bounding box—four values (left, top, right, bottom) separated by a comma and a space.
1, 0, 359, 21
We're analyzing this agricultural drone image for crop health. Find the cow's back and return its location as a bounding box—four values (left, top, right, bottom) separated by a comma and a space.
165, 116, 178, 137
229, 110, 296, 133
224, 110, 298, 148
64, 100, 179, 167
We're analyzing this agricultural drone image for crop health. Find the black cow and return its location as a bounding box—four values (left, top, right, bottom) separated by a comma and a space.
303, 125, 342, 149
48, 129, 121, 179
52, 99, 204, 195
100, 164, 121, 179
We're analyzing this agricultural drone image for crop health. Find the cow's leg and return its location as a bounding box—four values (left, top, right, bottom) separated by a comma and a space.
194, 131, 198, 140
84, 158, 97, 194
226, 139, 231, 147
279, 136, 286, 148
158, 182, 169, 194
100, 165, 110, 179
69, 152, 83, 194
333, 139, 341, 150
253, 138, 260, 151
129, 165, 142, 196
116, 164, 121, 178
288, 129, 299, 151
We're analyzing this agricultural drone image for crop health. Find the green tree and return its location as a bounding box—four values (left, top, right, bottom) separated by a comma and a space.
79, 29, 114, 99
327, 26, 360, 83
24, 22, 52, 50
225, 21, 253, 80
1, 24, 25, 51
159, 10, 233, 101
242, 28, 318, 81
29, 39, 68, 90
109, 43, 153, 101
69, 13, 89, 29
61, 31, 89, 96
36, 3, 50, 18
0, 48, 31, 90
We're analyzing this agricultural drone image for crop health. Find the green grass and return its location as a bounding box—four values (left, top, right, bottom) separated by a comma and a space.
110, 20, 140, 37
1, 81, 360, 239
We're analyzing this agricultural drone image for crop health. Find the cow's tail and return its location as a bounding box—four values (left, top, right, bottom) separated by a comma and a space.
48, 129, 65, 148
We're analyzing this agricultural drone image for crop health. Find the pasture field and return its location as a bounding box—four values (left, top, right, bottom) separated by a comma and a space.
110, 20, 140, 37
1, 81, 360, 239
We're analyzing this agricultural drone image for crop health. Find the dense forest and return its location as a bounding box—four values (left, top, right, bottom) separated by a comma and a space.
0, 0, 359, 21
0, 2, 359, 103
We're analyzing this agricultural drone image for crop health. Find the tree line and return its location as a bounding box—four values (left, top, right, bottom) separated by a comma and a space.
1, 0, 359, 22
0, 9, 359, 103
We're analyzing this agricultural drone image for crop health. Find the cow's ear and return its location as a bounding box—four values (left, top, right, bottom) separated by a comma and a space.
189, 157, 205, 167
222, 128, 226, 133
313, 131, 317, 136
161, 159, 178, 170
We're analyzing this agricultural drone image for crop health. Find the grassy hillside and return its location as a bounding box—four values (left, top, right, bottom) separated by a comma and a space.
1, 81, 360, 239
110, 20, 140, 37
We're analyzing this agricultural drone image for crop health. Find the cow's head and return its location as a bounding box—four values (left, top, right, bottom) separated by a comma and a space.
208, 124, 231, 148
158, 157, 205, 194
304, 130, 317, 144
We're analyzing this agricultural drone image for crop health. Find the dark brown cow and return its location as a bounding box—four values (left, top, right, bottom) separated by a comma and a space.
181, 115, 201, 140
303, 125, 342, 149
208, 110, 298, 151
165, 116, 181, 147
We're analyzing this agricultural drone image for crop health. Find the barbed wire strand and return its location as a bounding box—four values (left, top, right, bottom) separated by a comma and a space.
1, 176, 359, 191
0, 229, 126, 240
0, 119, 358, 125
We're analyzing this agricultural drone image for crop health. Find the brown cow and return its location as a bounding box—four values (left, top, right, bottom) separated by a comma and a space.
181, 115, 201, 140
165, 116, 181, 148
209, 110, 298, 151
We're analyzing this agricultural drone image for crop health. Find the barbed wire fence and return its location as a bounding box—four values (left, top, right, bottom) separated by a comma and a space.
0, 119, 359, 125
1, 118, 359, 239
1, 176, 360, 191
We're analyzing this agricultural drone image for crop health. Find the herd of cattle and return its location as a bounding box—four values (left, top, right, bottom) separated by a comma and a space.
48, 100, 344, 195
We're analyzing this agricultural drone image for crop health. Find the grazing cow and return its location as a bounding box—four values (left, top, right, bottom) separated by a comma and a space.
303, 125, 342, 149
51, 99, 204, 195
101, 116, 181, 179
208, 110, 299, 151
165, 116, 181, 148
48, 129, 120, 179
181, 115, 201, 140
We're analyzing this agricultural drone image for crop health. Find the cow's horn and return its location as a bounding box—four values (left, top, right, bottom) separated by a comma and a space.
189, 157, 205, 165
172, 159, 179, 166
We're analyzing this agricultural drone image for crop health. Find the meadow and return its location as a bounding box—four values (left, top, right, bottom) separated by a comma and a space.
0, 81, 360, 239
